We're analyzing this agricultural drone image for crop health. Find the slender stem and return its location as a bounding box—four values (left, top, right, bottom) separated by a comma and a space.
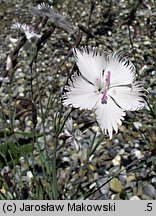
145, 98, 156, 119
128, 24, 138, 71
52, 105, 73, 199
32, 48, 49, 160
52, 136, 58, 199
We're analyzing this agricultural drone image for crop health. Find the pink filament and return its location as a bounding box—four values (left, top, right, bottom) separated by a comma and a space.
101, 71, 111, 104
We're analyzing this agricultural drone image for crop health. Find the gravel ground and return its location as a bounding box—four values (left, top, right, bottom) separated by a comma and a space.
0, 0, 156, 200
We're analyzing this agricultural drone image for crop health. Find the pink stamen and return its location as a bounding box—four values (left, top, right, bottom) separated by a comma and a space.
101, 89, 108, 103
101, 71, 111, 104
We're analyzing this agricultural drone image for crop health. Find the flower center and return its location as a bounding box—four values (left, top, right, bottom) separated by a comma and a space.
101, 71, 111, 104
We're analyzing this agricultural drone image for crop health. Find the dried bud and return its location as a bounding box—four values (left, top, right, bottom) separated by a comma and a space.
31, 3, 76, 34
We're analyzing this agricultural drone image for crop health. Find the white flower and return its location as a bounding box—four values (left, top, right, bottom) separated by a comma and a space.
12, 22, 41, 41
64, 118, 83, 151
62, 47, 145, 139
30, 3, 76, 34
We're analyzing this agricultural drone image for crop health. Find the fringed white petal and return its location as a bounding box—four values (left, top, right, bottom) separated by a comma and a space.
63, 71, 100, 110
12, 22, 41, 41
62, 47, 146, 139
73, 47, 108, 85
106, 52, 136, 87
108, 82, 145, 111
95, 96, 125, 139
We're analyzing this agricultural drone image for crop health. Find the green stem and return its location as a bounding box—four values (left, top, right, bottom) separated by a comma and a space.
145, 98, 155, 119
52, 136, 58, 199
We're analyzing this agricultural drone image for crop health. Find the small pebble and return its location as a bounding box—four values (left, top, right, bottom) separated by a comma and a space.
109, 166, 120, 176
133, 122, 142, 129
126, 181, 136, 189
130, 195, 141, 200
141, 194, 152, 200
127, 173, 136, 182
119, 174, 127, 185
112, 155, 121, 166
26, 171, 33, 179
97, 177, 110, 195
141, 168, 148, 179
118, 149, 125, 155
143, 184, 156, 199
151, 177, 156, 186
110, 178, 122, 193
108, 148, 117, 158
131, 149, 142, 159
